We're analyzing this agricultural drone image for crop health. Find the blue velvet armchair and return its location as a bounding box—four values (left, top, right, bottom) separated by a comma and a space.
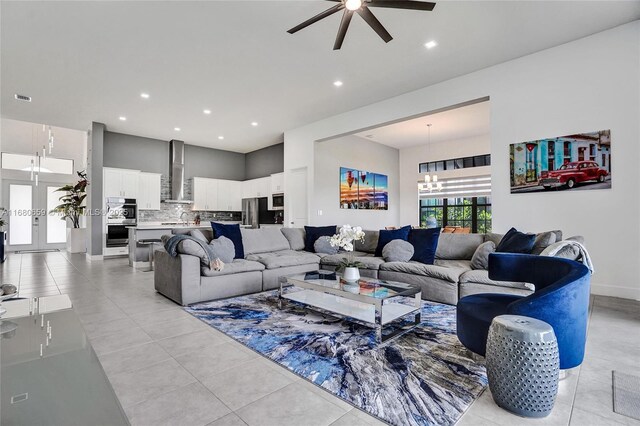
456, 253, 591, 369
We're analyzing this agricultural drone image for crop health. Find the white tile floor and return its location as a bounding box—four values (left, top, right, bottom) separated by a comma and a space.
2, 251, 639, 426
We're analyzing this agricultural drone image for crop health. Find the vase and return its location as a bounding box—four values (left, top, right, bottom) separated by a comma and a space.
343, 266, 360, 283
66, 228, 86, 254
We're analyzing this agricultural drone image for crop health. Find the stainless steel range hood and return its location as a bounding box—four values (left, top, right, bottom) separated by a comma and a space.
163, 139, 193, 204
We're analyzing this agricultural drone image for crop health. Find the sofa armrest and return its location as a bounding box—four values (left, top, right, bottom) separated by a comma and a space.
154, 248, 201, 306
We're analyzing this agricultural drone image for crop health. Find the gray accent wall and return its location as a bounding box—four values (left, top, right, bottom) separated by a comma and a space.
104, 132, 169, 175
184, 145, 245, 180
87, 122, 105, 256
245, 143, 284, 180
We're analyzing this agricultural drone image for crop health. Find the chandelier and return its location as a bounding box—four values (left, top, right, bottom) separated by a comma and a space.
421, 123, 442, 192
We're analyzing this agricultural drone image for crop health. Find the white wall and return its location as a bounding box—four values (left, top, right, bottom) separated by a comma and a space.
284, 21, 640, 299
314, 135, 399, 229
399, 134, 490, 225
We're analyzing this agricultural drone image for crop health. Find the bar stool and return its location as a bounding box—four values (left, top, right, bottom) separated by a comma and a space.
138, 239, 162, 272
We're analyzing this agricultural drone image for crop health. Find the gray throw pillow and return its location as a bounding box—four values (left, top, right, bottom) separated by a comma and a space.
382, 239, 414, 262
471, 241, 496, 270
314, 236, 339, 255
281, 227, 305, 251
531, 231, 557, 255
209, 236, 235, 264
178, 239, 209, 266
189, 229, 209, 243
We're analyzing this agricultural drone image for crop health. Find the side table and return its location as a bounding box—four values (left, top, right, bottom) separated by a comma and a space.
485, 314, 559, 418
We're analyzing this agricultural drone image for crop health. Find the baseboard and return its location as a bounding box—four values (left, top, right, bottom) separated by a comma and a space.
591, 283, 640, 301
85, 254, 104, 261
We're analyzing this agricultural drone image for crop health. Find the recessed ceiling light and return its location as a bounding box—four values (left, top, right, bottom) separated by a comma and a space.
119, 116, 127, 121
251, 122, 258, 127
174, 127, 181, 131
140, 93, 150, 99
218, 136, 224, 140
203, 109, 211, 115
333, 80, 343, 87
424, 40, 438, 49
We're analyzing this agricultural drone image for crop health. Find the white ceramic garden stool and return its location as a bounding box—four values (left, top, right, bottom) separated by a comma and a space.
485, 314, 560, 418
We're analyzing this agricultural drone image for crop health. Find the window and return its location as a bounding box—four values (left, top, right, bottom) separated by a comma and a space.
1, 152, 74, 175
419, 197, 492, 233
419, 154, 491, 173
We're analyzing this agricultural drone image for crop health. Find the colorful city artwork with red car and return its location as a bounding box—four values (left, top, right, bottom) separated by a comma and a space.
510, 129, 611, 193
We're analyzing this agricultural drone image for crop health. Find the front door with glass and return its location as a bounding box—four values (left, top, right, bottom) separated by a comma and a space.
3, 180, 68, 252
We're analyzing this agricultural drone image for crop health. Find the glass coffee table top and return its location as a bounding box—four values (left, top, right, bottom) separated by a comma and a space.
0, 295, 129, 426
283, 270, 421, 300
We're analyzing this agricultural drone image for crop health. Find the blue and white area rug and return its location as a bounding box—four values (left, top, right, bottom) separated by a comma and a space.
185, 291, 487, 426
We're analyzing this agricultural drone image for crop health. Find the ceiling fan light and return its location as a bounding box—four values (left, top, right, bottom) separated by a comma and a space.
345, 0, 362, 11
424, 175, 431, 183
433, 175, 438, 183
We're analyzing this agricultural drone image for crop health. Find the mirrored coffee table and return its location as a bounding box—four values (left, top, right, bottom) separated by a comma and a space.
0, 295, 129, 425
279, 271, 422, 343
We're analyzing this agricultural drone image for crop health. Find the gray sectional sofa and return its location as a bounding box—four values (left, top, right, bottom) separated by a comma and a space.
154, 226, 579, 306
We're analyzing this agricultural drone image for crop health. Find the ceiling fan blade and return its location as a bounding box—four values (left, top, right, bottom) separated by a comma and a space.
333, 10, 354, 50
367, 1, 436, 11
287, 4, 344, 34
357, 7, 392, 43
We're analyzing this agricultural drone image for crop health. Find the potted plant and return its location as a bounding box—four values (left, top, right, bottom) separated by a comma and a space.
51, 171, 88, 253
329, 225, 366, 283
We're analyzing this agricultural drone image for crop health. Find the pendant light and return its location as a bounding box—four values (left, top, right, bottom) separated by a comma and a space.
421, 124, 442, 192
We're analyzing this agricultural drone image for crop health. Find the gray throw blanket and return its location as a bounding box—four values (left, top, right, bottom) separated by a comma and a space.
164, 234, 220, 269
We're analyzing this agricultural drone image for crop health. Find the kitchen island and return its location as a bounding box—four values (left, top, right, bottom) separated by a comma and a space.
127, 222, 240, 269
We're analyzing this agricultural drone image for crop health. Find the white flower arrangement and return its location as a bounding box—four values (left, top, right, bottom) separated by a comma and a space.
329, 225, 366, 270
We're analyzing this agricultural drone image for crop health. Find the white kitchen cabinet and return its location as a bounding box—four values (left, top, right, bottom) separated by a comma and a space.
193, 177, 241, 211
138, 172, 161, 210
270, 172, 284, 194
242, 177, 271, 199
104, 167, 140, 199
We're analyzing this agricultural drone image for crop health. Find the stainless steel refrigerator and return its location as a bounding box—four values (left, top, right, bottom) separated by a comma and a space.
242, 198, 260, 228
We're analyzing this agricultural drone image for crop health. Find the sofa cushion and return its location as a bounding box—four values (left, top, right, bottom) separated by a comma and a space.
304, 225, 336, 252
531, 231, 557, 255
496, 227, 536, 254
375, 225, 411, 257
211, 222, 244, 259
189, 229, 209, 243
434, 259, 473, 270
208, 236, 235, 264
314, 236, 338, 255
484, 233, 504, 246
436, 233, 485, 260
379, 261, 466, 283
201, 259, 265, 277
471, 241, 496, 270
382, 240, 414, 262
459, 269, 534, 291
241, 227, 290, 255
408, 228, 441, 264
246, 250, 320, 269
354, 230, 379, 254
281, 227, 305, 251
321, 252, 385, 270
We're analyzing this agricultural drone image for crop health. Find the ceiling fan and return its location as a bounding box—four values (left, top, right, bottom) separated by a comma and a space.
287, 0, 436, 50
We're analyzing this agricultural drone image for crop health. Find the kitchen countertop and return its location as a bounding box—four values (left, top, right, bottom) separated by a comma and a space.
130, 222, 240, 230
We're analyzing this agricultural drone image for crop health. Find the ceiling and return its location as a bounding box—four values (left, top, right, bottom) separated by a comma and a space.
1, 2, 638, 153
355, 100, 489, 148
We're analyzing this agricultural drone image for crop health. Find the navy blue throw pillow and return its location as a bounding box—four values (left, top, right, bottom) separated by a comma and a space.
375, 225, 411, 257
304, 226, 337, 252
408, 227, 441, 265
210, 222, 244, 259
496, 227, 536, 254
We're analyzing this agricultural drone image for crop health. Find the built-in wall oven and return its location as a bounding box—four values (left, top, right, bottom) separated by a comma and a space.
106, 198, 137, 248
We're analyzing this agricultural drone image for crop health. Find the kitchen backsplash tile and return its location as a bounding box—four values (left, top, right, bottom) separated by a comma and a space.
138, 176, 241, 223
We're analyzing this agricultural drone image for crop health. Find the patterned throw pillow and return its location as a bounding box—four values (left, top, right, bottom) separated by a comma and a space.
314, 236, 339, 255
382, 239, 414, 262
